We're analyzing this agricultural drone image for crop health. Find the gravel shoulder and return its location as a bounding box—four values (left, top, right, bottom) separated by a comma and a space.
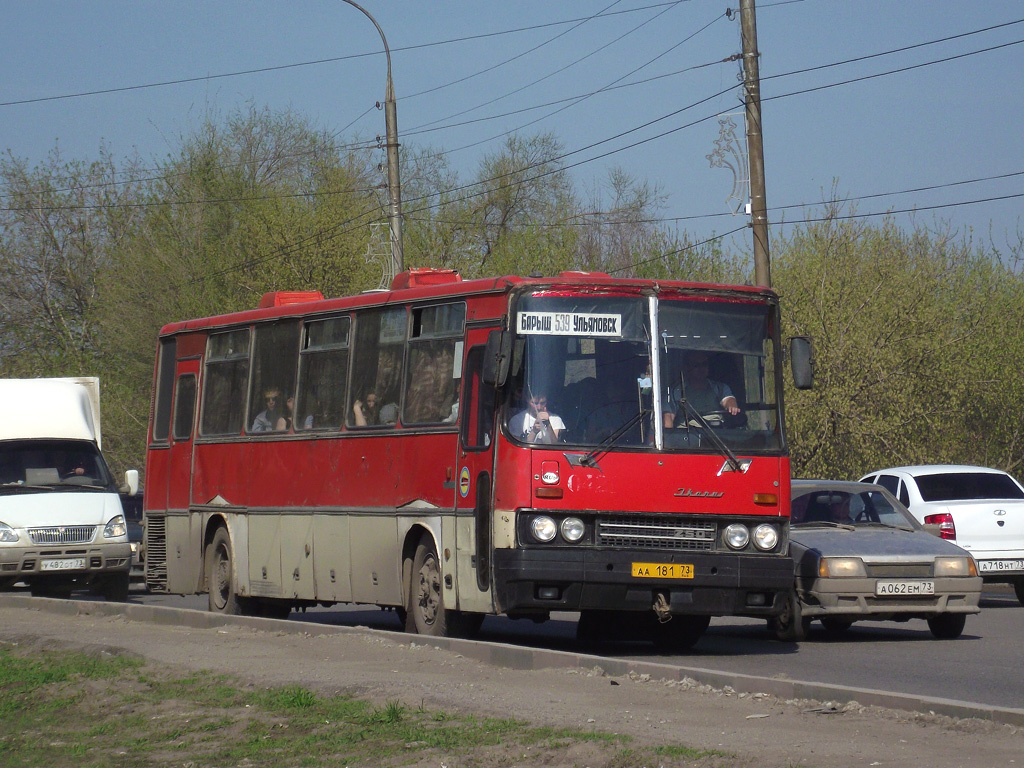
1, 599, 1021, 768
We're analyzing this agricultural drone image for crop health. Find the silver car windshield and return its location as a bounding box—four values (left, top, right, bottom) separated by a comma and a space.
792, 488, 917, 529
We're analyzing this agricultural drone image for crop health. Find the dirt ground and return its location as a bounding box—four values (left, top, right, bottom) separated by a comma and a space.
1, 602, 1020, 768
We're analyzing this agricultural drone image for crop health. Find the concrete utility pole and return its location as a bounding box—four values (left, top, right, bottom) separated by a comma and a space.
341, 0, 404, 276
740, 0, 770, 288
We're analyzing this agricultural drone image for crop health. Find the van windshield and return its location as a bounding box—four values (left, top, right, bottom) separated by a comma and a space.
0, 440, 115, 492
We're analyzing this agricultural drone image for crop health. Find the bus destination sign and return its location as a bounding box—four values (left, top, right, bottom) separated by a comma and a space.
517, 311, 622, 337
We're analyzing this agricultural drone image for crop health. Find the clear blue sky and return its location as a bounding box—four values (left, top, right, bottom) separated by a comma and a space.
2, 1, 1022, 260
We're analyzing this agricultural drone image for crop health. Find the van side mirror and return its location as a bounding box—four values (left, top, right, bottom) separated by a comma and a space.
121, 469, 140, 496
789, 336, 814, 390
482, 330, 512, 387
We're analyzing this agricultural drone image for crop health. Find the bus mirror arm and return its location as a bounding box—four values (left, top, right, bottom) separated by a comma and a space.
482, 330, 512, 387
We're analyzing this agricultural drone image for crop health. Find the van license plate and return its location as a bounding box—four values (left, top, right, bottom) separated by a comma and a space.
631, 563, 694, 579
41, 558, 86, 571
875, 580, 934, 596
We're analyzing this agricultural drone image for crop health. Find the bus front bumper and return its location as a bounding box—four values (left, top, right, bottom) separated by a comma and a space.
492, 548, 793, 617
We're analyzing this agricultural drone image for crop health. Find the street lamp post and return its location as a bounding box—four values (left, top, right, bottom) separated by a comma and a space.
340, 0, 404, 276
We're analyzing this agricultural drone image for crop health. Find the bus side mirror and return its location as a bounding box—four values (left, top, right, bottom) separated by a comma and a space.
121, 469, 140, 496
789, 336, 814, 390
483, 330, 512, 387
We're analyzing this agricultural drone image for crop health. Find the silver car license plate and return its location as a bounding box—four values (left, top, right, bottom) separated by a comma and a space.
875, 580, 935, 596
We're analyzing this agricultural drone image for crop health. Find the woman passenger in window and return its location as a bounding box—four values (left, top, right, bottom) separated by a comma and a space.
252, 387, 287, 432
352, 391, 379, 426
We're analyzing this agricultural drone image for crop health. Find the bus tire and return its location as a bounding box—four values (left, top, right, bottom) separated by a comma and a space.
768, 591, 808, 642
207, 526, 246, 615
652, 614, 710, 651
407, 537, 447, 637
100, 572, 130, 602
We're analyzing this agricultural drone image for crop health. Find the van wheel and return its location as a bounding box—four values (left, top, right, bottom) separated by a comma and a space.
1014, 578, 1024, 606
927, 613, 966, 639
207, 527, 245, 615
101, 572, 130, 602
406, 537, 447, 636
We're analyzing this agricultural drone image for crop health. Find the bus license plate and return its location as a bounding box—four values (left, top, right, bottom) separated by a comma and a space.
631, 562, 694, 579
977, 559, 1024, 573
875, 580, 934, 596
41, 558, 86, 571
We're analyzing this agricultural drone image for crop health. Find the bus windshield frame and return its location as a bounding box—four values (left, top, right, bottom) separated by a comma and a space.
506, 288, 784, 454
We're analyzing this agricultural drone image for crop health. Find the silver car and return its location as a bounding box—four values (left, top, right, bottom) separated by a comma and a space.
770, 480, 982, 641
860, 465, 1024, 605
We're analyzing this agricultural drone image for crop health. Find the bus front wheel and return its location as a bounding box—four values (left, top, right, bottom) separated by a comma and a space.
207, 526, 246, 615
407, 538, 447, 637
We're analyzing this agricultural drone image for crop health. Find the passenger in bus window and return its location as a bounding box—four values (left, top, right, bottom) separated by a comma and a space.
352, 392, 379, 426
509, 391, 565, 444
252, 387, 287, 432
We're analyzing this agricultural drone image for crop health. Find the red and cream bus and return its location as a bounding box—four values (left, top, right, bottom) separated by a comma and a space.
143, 269, 812, 648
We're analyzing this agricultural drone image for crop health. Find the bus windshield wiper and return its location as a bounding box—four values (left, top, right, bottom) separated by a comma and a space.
576, 409, 649, 468
676, 397, 745, 473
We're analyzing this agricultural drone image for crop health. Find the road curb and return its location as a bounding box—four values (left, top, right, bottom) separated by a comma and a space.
5, 593, 1023, 727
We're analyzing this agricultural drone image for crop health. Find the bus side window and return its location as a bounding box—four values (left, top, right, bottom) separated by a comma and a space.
403, 303, 465, 425
201, 329, 250, 436
349, 307, 406, 428
247, 320, 301, 433
296, 315, 350, 431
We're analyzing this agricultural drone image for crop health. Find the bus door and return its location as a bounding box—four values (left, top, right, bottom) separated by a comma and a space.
453, 336, 499, 612
167, 359, 200, 515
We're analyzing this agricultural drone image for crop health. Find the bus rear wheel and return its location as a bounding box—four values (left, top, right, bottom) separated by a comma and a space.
407, 537, 447, 637
207, 526, 246, 615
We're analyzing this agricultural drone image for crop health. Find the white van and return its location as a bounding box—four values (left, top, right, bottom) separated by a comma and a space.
0, 378, 137, 600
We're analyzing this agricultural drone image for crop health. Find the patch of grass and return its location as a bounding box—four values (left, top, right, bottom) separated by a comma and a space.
0, 644, 727, 768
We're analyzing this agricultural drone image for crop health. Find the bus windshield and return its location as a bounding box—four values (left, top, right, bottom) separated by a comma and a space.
508, 291, 783, 452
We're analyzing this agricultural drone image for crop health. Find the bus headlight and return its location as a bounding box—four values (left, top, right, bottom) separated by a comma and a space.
724, 523, 749, 550
752, 523, 779, 551
530, 516, 557, 543
103, 514, 127, 539
560, 517, 585, 542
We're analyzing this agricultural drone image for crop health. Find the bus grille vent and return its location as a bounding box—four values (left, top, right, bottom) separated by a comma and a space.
597, 516, 716, 551
145, 516, 169, 592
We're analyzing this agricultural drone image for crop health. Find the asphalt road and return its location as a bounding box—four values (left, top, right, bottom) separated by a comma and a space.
120, 583, 1023, 711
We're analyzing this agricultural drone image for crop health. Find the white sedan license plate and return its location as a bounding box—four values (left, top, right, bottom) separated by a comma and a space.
977, 559, 1024, 573
40, 558, 86, 571
632, 562, 694, 579
875, 580, 934, 596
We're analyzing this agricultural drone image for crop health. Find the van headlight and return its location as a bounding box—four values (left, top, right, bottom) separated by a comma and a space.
103, 514, 127, 539
0, 522, 19, 543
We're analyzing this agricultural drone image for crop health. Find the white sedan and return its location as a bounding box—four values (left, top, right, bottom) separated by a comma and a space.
859, 465, 1024, 605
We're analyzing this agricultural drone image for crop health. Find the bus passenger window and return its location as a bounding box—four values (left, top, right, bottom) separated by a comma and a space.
403, 303, 465, 425
201, 329, 250, 436
296, 316, 349, 430
349, 307, 405, 429
247, 321, 300, 433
